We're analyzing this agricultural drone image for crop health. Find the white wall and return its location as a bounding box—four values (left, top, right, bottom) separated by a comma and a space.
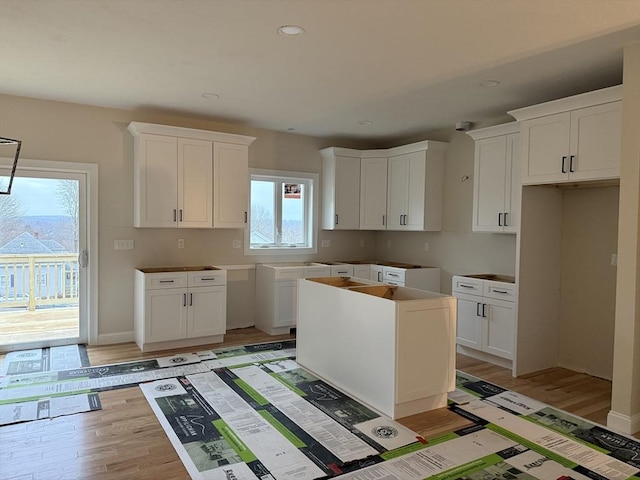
558, 186, 619, 380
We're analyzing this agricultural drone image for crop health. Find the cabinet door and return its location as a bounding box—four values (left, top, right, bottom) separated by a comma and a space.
386, 155, 408, 229
483, 298, 515, 359
569, 101, 621, 181
360, 157, 388, 230
178, 138, 213, 228
187, 286, 226, 337
135, 134, 178, 227
404, 151, 426, 230
504, 133, 520, 233
213, 142, 249, 228
370, 265, 383, 283
274, 281, 297, 328
353, 265, 371, 279
333, 156, 361, 229
521, 112, 571, 185
454, 294, 483, 350
473, 135, 507, 232
146, 289, 187, 342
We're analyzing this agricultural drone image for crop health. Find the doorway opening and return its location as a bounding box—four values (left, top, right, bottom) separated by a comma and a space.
0, 159, 97, 351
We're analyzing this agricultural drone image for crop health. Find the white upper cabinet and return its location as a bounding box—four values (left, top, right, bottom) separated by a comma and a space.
509, 86, 621, 185
467, 123, 520, 233
386, 141, 446, 231
320, 148, 361, 230
359, 154, 388, 230
128, 122, 255, 229
213, 142, 249, 228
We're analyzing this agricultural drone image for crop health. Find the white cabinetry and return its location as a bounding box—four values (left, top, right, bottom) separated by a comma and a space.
297, 279, 456, 419
452, 275, 516, 366
386, 141, 446, 231
359, 154, 388, 230
320, 148, 361, 230
467, 123, 520, 233
134, 268, 227, 352
128, 122, 255, 229
508, 86, 621, 185
213, 142, 249, 228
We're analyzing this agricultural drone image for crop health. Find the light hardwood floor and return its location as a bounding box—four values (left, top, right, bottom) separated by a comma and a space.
0, 328, 631, 480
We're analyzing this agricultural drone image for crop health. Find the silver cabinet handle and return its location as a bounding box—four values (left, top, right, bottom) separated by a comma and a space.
183, 293, 187, 307
200, 277, 218, 281
504, 213, 508, 226
459, 284, 474, 289
173, 209, 177, 222
335, 214, 339, 225
493, 289, 508, 294
179, 209, 183, 222
377, 272, 382, 282
388, 273, 399, 278
476, 302, 482, 316
189, 293, 193, 306
498, 212, 503, 226
244, 211, 248, 223
159, 280, 175, 284
569, 155, 575, 173
382, 214, 386, 226
482, 303, 487, 318
561, 156, 567, 174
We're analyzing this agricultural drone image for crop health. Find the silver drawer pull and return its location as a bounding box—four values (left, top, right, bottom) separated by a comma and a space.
336, 271, 348, 275
199, 277, 218, 281
388, 273, 399, 277
459, 284, 474, 288
493, 289, 509, 294
159, 280, 175, 284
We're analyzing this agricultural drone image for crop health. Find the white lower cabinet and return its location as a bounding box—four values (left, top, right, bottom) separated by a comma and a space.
452, 275, 516, 364
134, 269, 227, 352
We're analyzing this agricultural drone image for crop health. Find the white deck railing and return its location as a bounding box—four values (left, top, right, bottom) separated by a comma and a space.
0, 254, 79, 310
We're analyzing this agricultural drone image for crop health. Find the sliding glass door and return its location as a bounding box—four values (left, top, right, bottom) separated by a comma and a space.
0, 160, 96, 351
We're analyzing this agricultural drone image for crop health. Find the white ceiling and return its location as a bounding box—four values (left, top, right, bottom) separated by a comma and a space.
1, 0, 639, 146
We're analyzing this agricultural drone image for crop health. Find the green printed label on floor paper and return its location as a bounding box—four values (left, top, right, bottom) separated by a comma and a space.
257, 410, 306, 448
212, 419, 258, 463
233, 379, 269, 406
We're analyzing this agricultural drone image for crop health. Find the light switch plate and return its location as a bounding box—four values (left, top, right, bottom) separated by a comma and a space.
114, 239, 134, 250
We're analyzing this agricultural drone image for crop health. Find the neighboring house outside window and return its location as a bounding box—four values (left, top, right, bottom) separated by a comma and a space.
245, 169, 318, 255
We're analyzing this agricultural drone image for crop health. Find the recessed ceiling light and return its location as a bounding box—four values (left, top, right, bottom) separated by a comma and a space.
358, 120, 373, 126
278, 25, 305, 36
479, 80, 500, 87
202, 92, 219, 99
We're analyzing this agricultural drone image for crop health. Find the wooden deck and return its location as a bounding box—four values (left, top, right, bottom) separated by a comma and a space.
0, 306, 78, 346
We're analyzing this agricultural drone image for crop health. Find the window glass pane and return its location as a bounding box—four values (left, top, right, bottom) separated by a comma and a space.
282, 183, 305, 244
250, 180, 275, 244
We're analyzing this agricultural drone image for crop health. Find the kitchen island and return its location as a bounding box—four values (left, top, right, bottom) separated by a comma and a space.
296, 277, 456, 419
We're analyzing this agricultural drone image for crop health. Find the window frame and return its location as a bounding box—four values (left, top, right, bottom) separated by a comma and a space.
244, 168, 318, 255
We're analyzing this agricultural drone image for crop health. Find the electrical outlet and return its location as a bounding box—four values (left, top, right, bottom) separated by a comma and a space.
321, 240, 331, 248
233, 239, 241, 249
424, 242, 429, 252
114, 239, 134, 250
611, 253, 617, 266
178, 238, 185, 249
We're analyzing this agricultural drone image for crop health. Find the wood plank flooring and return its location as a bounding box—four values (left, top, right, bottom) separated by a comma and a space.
0, 328, 631, 480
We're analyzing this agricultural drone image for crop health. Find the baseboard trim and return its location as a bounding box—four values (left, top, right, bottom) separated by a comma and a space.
456, 345, 513, 372
97, 331, 135, 345
607, 410, 640, 435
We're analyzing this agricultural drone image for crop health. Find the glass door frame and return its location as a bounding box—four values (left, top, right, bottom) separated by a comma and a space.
0, 158, 98, 350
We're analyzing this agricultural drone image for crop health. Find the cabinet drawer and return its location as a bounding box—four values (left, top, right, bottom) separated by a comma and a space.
145, 273, 188, 290
188, 271, 227, 286
452, 276, 483, 295
274, 268, 304, 280
383, 268, 405, 283
484, 281, 516, 301
330, 265, 354, 276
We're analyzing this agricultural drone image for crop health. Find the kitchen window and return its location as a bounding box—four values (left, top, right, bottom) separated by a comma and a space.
245, 169, 318, 255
